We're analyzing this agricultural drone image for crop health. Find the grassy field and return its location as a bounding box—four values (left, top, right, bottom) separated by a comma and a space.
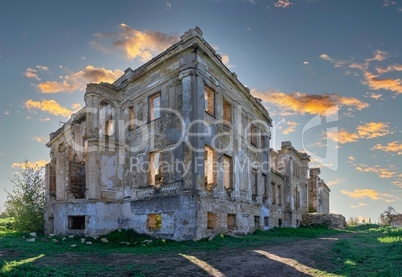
0, 219, 401, 276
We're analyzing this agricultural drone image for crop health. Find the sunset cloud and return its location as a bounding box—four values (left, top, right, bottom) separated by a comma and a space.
37, 65, 123, 93
251, 89, 368, 116
362, 71, 402, 94
281, 121, 299, 135
366, 49, 389, 62
25, 99, 78, 117
341, 189, 396, 202
274, 0, 294, 8
91, 24, 180, 62
319, 53, 348, 68
327, 122, 391, 144
355, 165, 396, 178
24, 68, 41, 80
24, 65, 50, 81
371, 141, 402, 155
12, 160, 48, 169
326, 178, 347, 187
375, 64, 402, 74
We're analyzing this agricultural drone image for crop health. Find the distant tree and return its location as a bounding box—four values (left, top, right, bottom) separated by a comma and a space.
380, 206, 398, 226
5, 161, 45, 232
347, 216, 359, 226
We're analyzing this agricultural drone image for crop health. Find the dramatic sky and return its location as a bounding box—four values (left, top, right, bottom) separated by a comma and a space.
1, 0, 401, 222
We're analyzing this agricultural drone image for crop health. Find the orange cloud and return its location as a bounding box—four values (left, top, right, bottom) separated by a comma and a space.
356, 122, 391, 139
251, 89, 368, 116
12, 160, 48, 169
362, 71, 402, 94
355, 165, 396, 178
327, 129, 359, 144
37, 65, 123, 93
327, 122, 391, 144
25, 99, 77, 117
371, 141, 402, 155
341, 189, 396, 202
91, 24, 180, 62
274, 0, 294, 8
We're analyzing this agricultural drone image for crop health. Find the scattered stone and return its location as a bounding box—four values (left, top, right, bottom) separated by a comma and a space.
26, 238, 35, 242
41, 238, 49, 242
86, 241, 92, 245
100, 238, 109, 243
49, 234, 55, 237
62, 237, 66, 241
81, 238, 86, 243
119, 241, 130, 246
142, 239, 153, 244
29, 232, 37, 237
68, 235, 74, 239
52, 239, 59, 243
70, 244, 77, 248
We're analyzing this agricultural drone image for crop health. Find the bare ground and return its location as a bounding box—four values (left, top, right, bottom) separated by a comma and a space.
29, 232, 354, 276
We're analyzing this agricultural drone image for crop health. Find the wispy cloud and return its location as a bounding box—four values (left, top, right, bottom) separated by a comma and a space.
166, 2, 172, 10
12, 160, 48, 169
328, 122, 391, 144
4, 110, 10, 116
351, 203, 368, 208
355, 164, 397, 179
366, 49, 389, 62
32, 136, 47, 143
251, 89, 368, 116
91, 24, 180, 62
383, 0, 396, 7
274, 0, 294, 8
341, 189, 396, 202
25, 99, 81, 117
326, 178, 347, 187
375, 64, 402, 74
303, 61, 309, 65
319, 53, 348, 68
36, 65, 123, 93
371, 141, 402, 155
279, 120, 299, 135
23, 65, 50, 81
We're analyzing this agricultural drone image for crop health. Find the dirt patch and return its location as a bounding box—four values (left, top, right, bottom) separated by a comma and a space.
33, 233, 355, 276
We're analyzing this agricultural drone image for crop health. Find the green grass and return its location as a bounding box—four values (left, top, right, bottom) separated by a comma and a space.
315, 225, 402, 277
1, 223, 402, 276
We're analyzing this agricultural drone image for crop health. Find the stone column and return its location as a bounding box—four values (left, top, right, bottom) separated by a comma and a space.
179, 69, 197, 192
233, 101, 241, 200
84, 90, 101, 200
55, 151, 66, 200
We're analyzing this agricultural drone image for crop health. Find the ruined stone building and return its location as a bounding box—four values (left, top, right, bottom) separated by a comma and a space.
44, 27, 330, 240
308, 168, 330, 214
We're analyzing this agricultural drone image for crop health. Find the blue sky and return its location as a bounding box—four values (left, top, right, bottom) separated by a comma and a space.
0, 0, 401, 222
